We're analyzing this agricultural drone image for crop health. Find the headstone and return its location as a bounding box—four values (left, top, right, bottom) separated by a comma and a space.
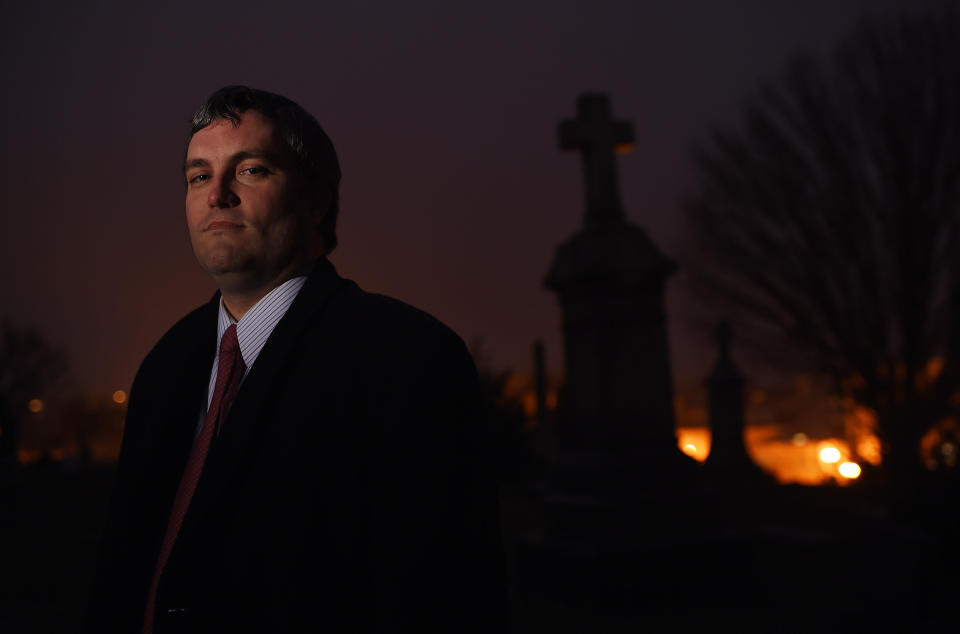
543, 94, 697, 499
704, 322, 773, 485
514, 96, 706, 622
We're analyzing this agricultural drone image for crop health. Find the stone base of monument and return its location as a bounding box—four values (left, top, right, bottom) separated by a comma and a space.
545, 447, 704, 502
508, 446, 773, 631
541, 447, 708, 543
701, 454, 779, 494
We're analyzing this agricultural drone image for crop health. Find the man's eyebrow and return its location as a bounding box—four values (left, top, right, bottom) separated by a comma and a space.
183, 157, 210, 173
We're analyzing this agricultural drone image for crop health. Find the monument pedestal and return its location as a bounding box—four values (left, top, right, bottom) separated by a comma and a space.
515, 93, 709, 628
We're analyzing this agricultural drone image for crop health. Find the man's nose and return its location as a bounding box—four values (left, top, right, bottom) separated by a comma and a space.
207, 174, 240, 208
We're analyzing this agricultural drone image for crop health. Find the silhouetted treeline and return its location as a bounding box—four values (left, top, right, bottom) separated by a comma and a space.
0, 319, 69, 464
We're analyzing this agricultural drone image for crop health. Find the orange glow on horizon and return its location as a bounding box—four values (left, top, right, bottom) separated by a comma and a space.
675, 425, 867, 485
819, 446, 842, 464
676, 428, 710, 462
856, 434, 882, 466
920, 418, 959, 470
502, 373, 561, 427
49, 447, 79, 462
925, 356, 945, 381
838, 462, 862, 479
18, 449, 43, 464
844, 404, 882, 466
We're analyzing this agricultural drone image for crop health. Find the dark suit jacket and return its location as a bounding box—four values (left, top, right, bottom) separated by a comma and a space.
86, 258, 506, 633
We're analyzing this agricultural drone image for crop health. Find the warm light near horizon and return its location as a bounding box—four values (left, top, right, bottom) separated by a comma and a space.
676, 428, 710, 462
112, 390, 127, 404
819, 447, 842, 464
27, 399, 44, 413
838, 462, 862, 479
856, 434, 883, 466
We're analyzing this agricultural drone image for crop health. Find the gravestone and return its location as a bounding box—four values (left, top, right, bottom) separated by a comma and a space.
704, 322, 772, 485
514, 95, 706, 625
543, 94, 699, 502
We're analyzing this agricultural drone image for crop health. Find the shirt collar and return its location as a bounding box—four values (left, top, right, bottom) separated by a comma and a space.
216, 276, 308, 370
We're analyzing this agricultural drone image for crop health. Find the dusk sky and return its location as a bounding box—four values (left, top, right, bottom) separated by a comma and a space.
1, 0, 939, 394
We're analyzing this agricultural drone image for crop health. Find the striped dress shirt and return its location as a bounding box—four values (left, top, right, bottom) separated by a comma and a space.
202, 275, 307, 420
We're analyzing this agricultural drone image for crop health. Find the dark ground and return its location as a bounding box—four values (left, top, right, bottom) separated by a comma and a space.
1, 462, 957, 633
502, 480, 960, 633
0, 462, 113, 633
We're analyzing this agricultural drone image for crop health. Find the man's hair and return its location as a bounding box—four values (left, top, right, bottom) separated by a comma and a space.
188, 85, 342, 254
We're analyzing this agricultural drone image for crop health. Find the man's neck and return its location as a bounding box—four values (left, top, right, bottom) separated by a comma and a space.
218, 263, 312, 321
221, 292, 262, 322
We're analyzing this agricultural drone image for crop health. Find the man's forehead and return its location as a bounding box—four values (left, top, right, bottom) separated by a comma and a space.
187, 111, 283, 157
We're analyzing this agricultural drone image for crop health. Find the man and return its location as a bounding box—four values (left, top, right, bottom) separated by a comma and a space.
86, 86, 506, 633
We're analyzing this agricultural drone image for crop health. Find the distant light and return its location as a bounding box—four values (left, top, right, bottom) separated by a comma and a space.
28, 399, 44, 414
838, 462, 862, 479
521, 393, 536, 417
676, 428, 710, 463
792, 433, 808, 447
112, 390, 127, 404
819, 447, 842, 463
856, 434, 883, 466
926, 357, 945, 382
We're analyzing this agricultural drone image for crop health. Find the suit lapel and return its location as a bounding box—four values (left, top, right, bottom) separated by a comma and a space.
140, 296, 218, 546
188, 258, 347, 512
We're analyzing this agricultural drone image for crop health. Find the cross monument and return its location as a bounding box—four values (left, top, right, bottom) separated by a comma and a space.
544, 93, 695, 496
558, 94, 634, 221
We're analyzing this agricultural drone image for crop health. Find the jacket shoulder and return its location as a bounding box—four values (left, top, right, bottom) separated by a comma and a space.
333, 284, 470, 357
133, 299, 216, 385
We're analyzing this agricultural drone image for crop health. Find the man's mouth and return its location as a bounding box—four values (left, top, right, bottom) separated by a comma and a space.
205, 220, 244, 232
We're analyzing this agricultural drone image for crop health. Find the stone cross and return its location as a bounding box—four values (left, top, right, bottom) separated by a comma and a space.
558, 93, 634, 221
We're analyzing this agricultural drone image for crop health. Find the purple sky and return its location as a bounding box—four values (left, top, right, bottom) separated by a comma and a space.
0, 0, 936, 394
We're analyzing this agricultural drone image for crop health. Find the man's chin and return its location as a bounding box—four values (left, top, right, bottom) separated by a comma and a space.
197, 247, 251, 275
205, 265, 257, 282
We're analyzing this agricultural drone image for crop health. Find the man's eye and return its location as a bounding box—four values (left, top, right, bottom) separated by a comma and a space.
239, 166, 268, 176
188, 174, 209, 185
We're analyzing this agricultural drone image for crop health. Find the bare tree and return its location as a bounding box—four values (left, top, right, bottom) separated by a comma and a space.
684, 11, 960, 490
0, 319, 69, 461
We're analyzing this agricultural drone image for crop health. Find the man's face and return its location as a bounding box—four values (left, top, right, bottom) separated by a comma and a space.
184, 110, 321, 295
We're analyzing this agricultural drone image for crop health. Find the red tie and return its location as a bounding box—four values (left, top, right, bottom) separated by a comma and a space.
142, 324, 246, 633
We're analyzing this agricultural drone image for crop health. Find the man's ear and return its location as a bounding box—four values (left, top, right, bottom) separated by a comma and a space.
308, 187, 332, 229
303, 186, 332, 256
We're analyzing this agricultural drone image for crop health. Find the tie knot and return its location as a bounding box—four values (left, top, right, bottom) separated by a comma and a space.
220, 324, 240, 355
